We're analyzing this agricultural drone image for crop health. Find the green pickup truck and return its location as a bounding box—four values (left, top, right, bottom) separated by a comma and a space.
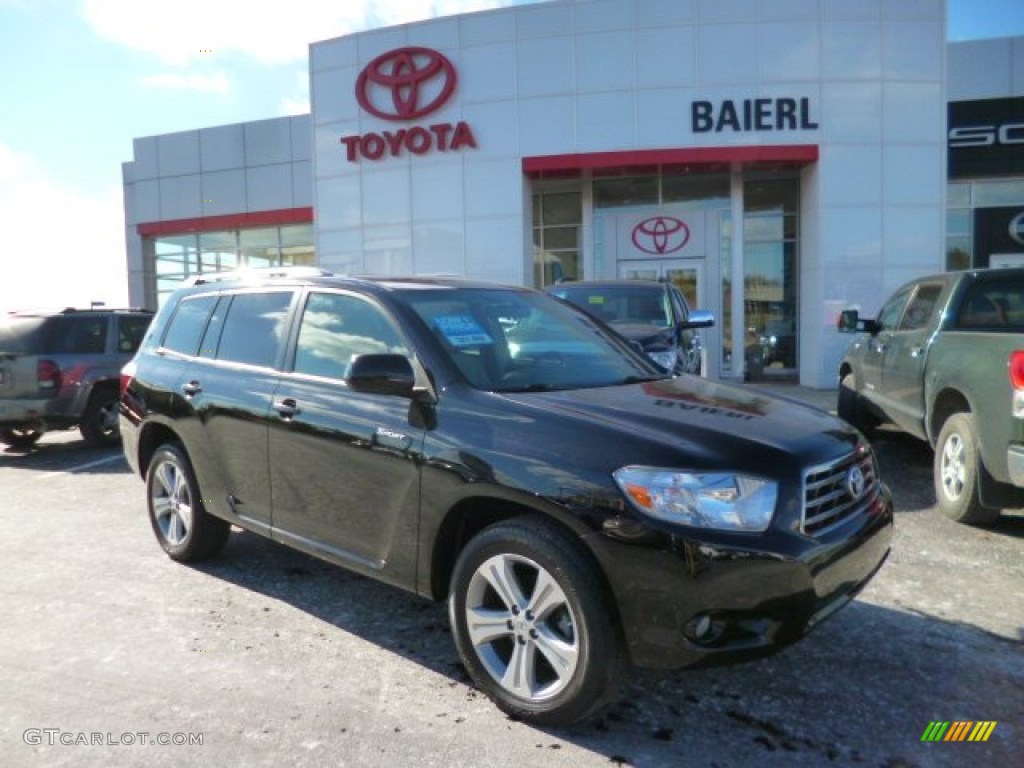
837, 268, 1024, 525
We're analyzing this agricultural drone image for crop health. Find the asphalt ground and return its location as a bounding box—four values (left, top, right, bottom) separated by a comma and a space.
1, 389, 1021, 768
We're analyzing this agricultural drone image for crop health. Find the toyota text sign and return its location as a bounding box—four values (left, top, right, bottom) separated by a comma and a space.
341, 47, 478, 163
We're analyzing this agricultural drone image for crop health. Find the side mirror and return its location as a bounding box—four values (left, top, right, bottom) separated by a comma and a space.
346, 354, 416, 397
681, 310, 715, 330
838, 309, 878, 334
837, 309, 860, 333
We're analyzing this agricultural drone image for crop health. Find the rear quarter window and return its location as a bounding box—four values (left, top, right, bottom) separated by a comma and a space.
0, 317, 47, 354
43, 316, 108, 354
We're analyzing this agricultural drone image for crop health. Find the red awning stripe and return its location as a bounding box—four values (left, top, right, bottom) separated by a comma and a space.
137, 207, 314, 236
522, 145, 818, 174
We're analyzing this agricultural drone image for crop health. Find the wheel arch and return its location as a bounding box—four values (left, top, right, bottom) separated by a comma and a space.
928, 387, 971, 446
137, 421, 184, 479
427, 494, 604, 604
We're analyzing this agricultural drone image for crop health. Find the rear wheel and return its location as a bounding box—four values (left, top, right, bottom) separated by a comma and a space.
448, 517, 625, 726
934, 412, 999, 526
80, 388, 121, 447
146, 444, 230, 561
0, 427, 44, 448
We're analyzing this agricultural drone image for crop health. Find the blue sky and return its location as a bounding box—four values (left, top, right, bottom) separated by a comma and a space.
0, 0, 1022, 312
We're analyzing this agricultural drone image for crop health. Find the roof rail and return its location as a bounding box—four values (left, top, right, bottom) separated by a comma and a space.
186, 266, 334, 286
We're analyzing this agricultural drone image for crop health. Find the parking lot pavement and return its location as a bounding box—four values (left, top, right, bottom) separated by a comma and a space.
2, 427, 1021, 768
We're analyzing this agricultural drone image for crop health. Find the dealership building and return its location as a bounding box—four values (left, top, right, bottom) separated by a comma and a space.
121, 0, 1024, 387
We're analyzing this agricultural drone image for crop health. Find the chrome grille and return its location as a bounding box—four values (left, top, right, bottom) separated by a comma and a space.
802, 447, 879, 536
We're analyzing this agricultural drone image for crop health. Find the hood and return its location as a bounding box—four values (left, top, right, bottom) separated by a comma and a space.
499, 376, 858, 474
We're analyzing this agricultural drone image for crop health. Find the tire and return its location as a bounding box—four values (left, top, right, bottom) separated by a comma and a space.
934, 413, 1000, 526
146, 444, 230, 561
448, 517, 625, 726
837, 372, 875, 435
80, 388, 121, 447
0, 427, 44, 448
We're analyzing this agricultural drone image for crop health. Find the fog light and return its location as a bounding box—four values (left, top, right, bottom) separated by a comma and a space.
684, 618, 724, 647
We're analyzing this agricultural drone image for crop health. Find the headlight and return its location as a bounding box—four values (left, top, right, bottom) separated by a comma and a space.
613, 466, 777, 532
647, 348, 677, 371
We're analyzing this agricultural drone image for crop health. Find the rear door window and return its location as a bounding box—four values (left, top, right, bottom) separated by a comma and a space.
214, 292, 294, 368
44, 316, 108, 354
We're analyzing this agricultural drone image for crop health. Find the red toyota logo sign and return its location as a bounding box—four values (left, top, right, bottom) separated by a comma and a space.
631, 216, 690, 254
355, 47, 457, 121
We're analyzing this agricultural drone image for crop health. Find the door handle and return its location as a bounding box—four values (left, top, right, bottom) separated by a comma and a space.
273, 398, 301, 419
182, 380, 202, 396
910, 346, 924, 358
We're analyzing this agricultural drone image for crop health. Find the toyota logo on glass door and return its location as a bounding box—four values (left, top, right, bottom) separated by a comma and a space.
356, 47, 457, 121
341, 46, 477, 163
631, 216, 691, 255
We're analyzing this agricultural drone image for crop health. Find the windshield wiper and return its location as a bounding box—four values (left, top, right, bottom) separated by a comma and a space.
619, 375, 668, 385
495, 383, 560, 393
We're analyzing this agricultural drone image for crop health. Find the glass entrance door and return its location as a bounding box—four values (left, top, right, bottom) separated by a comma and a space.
618, 260, 705, 311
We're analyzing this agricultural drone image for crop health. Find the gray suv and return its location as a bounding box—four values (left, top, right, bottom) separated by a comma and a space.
0, 308, 152, 448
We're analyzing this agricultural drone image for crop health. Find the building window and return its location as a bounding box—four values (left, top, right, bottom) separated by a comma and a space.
149, 224, 315, 306
532, 187, 581, 287
945, 179, 1024, 270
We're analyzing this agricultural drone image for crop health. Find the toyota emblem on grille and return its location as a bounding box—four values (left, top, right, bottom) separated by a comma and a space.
846, 465, 866, 501
631, 216, 690, 255
355, 47, 457, 121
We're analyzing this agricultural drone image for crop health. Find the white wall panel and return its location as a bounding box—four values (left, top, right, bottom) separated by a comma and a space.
292, 162, 313, 207
411, 221, 466, 275
362, 168, 411, 226
466, 216, 521, 279
883, 146, 943, 206
412, 163, 465, 221
822, 0, 880, 22
200, 124, 244, 172
159, 174, 201, 220
575, 0, 633, 33
882, 83, 944, 143
518, 96, 575, 155
244, 119, 292, 167
820, 82, 882, 143
460, 44, 517, 104
461, 9, 515, 47
517, 37, 575, 97
311, 36, 356, 74
758, 23, 820, 81
883, 22, 943, 81
636, 0, 695, 27
131, 137, 159, 180
576, 31, 635, 92
246, 164, 293, 212
158, 131, 200, 176
312, 67, 359, 125
133, 179, 160, 222
636, 88, 692, 146
576, 91, 635, 149
201, 169, 246, 217
636, 27, 695, 88
822, 22, 882, 80
464, 160, 521, 218
316, 177, 363, 229
819, 145, 882, 207
696, 24, 758, 83
517, 3, 574, 39
461, 100, 519, 158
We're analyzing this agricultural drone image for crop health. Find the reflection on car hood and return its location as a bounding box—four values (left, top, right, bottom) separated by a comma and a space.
607, 323, 670, 341
500, 376, 856, 467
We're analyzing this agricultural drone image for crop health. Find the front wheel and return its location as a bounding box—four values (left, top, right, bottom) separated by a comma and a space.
448, 517, 625, 726
146, 444, 230, 561
934, 413, 999, 526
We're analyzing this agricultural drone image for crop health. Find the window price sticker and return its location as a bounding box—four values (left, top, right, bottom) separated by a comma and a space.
435, 315, 493, 347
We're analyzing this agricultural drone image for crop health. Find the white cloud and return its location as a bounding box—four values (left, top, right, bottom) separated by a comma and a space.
138, 73, 231, 94
280, 71, 310, 116
80, 0, 534, 65
0, 144, 128, 313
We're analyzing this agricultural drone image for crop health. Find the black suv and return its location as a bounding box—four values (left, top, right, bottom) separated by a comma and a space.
0, 308, 152, 447
547, 280, 712, 375
121, 272, 893, 725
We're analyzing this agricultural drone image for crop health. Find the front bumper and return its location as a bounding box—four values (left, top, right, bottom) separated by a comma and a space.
584, 483, 894, 670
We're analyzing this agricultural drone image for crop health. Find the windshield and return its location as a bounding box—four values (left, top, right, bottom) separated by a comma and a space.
551, 284, 672, 329
402, 288, 664, 392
